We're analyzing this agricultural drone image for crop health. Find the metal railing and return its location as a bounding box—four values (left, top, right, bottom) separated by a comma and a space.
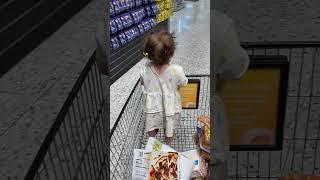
25, 53, 109, 179
227, 42, 320, 179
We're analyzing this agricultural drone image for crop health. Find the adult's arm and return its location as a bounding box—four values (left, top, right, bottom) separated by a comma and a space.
212, 11, 249, 80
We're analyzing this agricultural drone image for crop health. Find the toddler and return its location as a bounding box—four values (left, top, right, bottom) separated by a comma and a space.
140, 31, 188, 144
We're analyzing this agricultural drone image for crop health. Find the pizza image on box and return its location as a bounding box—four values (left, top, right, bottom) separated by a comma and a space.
149, 152, 179, 180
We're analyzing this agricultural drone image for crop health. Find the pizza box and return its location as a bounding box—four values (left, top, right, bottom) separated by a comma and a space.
131, 137, 194, 180
145, 137, 176, 152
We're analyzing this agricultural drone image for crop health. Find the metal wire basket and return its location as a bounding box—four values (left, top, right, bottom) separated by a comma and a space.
110, 75, 210, 179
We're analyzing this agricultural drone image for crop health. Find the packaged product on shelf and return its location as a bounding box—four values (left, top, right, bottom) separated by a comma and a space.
138, 7, 146, 20
141, 19, 151, 31
130, 10, 140, 24
112, 0, 122, 14
114, 16, 124, 31
127, 0, 135, 9
120, 13, 134, 28
131, 0, 136, 8
150, 3, 159, 15
126, 0, 135, 9
124, 30, 132, 42
110, 18, 118, 34
110, 36, 120, 49
110, 2, 115, 16
131, 26, 140, 38
143, 0, 149, 5
157, 1, 164, 11
118, 0, 127, 11
135, 0, 143, 6
144, 5, 152, 17
123, 0, 129, 9
148, 18, 157, 27
124, 27, 139, 42
118, 32, 128, 45
137, 23, 145, 34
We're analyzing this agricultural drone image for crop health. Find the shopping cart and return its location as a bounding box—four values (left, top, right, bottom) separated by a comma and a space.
24, 42, 320, 180
110, 42, 320, 179
110, 75, 210, 179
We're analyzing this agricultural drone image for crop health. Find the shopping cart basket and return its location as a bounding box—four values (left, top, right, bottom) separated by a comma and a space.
110, 42, 320, 180
110, 75, 210, 179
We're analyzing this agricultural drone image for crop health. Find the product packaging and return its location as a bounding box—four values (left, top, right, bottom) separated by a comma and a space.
141, 19, 151, 31
143, 0, 149, 5
138, 7, 146, 20
132, 26, 140, 38
144, 5, 152, 17
132, 137, 194, 180
181, 150, 208, 178
114, 16, 124, 31
194, 115, 211, 162
148, 18, 157, 27
117, 32, 128, 45
128, 0, 136, 9
135, 0, 143, 6
120, 13, 134, 28
112, 0, 122, 14
110, 2, 115, 16
118, 0, 127, 11
150, 3, 159, 15
130, 10, 140, 24
110, 36, 120, 49
124, 29, 134, 42
110, 18, 118, 34
137, 23, 145, 34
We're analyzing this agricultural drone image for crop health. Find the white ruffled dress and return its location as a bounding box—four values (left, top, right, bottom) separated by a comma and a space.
140, 61, 188, 137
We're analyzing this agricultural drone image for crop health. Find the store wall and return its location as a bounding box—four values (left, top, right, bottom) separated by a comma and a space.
0, 0, 92, 76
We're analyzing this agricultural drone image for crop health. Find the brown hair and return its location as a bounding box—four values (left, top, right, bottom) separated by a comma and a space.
143, 31, 175, 64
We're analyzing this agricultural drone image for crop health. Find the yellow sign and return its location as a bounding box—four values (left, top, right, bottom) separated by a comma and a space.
179, 80, 200, 109
220, 68, 281, 145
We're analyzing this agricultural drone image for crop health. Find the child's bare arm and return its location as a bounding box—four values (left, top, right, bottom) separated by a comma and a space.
175, 65, 188, 87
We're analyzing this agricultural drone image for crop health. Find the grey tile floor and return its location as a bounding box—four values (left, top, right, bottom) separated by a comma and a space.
110, 0, 210, 128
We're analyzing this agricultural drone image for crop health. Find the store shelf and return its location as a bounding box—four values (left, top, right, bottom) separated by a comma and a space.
173, 0, 185, 12
110, 20, 169, 84
174, 3, 185, 12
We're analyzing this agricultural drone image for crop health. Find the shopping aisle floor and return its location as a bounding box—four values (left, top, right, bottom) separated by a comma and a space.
110, 0, 210, 128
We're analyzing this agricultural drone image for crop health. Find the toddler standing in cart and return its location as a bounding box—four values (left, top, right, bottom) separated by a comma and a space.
140, 31, 188, 144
